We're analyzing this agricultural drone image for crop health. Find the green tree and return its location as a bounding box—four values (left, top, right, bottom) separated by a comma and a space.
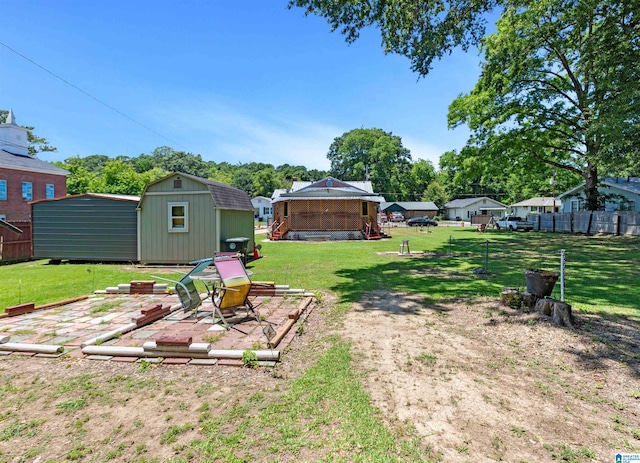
423, 181, 448, 210
77, 154, 111, 172
328, 128, 412, 200
88, 160, 148, 195
289, 0, 495, 76
403, 159, 437, 200
0, 109, 57, 156
150, 146, 212, 178
231, 168, 256, 196
448, 0, 640, 210
55, 158, 96, 195
253, 167, 284, 198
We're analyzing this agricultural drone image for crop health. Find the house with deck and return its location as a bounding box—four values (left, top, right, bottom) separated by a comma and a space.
270, 177, 385, 240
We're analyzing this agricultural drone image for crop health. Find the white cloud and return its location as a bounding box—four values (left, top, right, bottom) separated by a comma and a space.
158, 102, 337, 171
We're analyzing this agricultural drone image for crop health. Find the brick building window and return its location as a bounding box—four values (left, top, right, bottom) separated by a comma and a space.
22, 182, 32, 201
0, 180, 6, 201
46, 184, 55, 199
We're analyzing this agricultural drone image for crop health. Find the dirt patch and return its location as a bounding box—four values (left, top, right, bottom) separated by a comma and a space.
0, 290, 637, 461
341, 291, 640, 461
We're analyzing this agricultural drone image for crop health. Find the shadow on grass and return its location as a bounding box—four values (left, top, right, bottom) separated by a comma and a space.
330, 256, 503, 307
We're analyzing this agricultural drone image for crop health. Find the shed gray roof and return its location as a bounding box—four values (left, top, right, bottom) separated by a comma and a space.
0, 149, 69, 176
381, 201, 439, 211
0, 219, 22, 234
170, 172, 254, 211
31, 193, 140, 205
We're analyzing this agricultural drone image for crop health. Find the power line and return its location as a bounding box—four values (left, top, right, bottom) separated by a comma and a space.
0, 41, 190, 151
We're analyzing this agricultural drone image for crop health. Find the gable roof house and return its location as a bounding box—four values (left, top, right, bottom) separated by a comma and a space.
0, 110, 69, 222
251, 196, 273, 222
137, 172, 255, 264
509, 197, 561, 217
271, 177, 385, 240
380, 201, 439, 219
444, 197, 507, 221
557, 177, 640, 212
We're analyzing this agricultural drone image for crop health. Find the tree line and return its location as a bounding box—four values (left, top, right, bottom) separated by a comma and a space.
2, 106, 586, 207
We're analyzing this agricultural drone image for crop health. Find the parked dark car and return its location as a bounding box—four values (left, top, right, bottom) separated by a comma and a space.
406, 216, 438, 227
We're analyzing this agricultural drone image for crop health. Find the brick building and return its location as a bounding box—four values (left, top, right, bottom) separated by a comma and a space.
0, 110, 69, 221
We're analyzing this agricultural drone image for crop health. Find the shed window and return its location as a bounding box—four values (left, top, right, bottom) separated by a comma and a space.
22, 182, 32, 201
168, 202, 189, 232
46, 184, 55, 199
0, 180, 6, 201
174, 179, 182, 189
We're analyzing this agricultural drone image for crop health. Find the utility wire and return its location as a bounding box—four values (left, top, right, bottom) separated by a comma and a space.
0, 41, 190, 151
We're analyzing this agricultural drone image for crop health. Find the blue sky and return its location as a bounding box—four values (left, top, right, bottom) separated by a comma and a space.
1, 1, 484, 171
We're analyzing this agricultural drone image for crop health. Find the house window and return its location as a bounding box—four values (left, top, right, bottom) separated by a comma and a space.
46, 184, 55, 199
263, 206, 271, 215
361, 201, 369, 217
0, 180, 6, 201
168, 202, 189, 232
283, 202, 289, 217
570, 199, 583, 212
174, 179, 182, 189
22, 182, 32, 201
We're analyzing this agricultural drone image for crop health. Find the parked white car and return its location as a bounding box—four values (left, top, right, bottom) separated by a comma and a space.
495, 216, 534, 231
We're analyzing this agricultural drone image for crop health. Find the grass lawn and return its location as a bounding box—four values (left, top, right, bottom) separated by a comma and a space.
250, 227, 639, 320
0, 228, 637, 461
1, 227, 638, 319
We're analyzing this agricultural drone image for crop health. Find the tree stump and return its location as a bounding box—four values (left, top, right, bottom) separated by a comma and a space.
534, 297, 574, 328
521, 292, 539, 309
501, 288, 522, 308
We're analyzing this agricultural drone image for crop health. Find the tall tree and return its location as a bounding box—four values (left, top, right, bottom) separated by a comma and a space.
289, 0, 495, 76
403, 159, 437, 200
328, 128, 412, 200
448, 0, 640, 210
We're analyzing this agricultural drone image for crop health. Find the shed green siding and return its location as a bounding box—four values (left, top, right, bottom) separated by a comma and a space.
32, 196, 138, 261
220, 209, 256, 249
139, 191, 217, 264
138, 173, 255, 264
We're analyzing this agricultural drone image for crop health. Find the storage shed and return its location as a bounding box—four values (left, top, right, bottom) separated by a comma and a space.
31, 194, 139, 262
138, 172, 255, 264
